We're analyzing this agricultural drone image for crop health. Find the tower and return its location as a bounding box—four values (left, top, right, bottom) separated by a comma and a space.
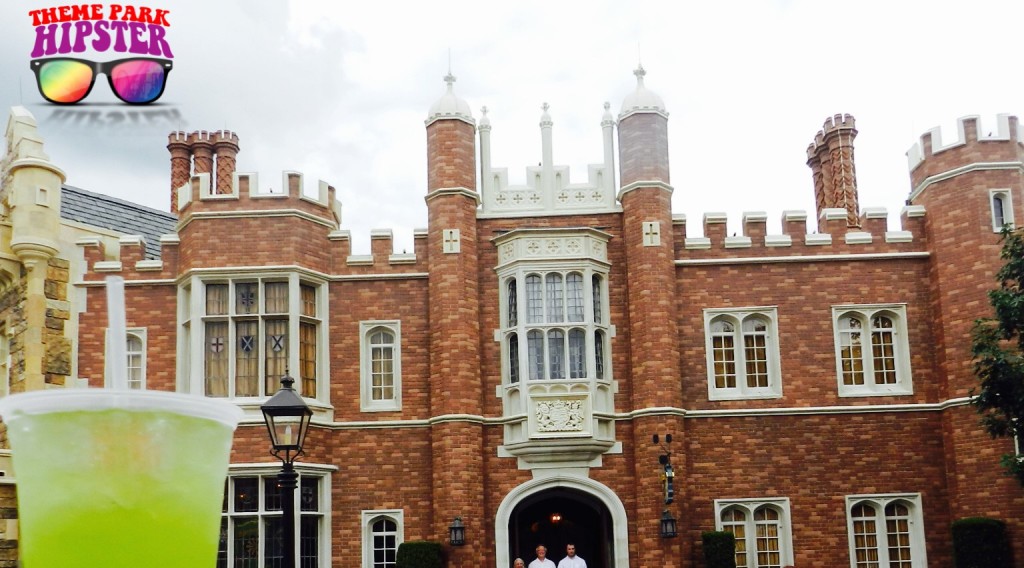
907, 114, 1024, 554
424, 72, 485, 562
616, 66, 685, 565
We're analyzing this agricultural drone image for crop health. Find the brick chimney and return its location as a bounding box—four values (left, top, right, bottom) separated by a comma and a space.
807, 114, 860, 228
212, 130, 240, 194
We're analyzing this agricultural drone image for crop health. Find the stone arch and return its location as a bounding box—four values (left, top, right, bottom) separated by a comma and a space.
495, 475, 629, 568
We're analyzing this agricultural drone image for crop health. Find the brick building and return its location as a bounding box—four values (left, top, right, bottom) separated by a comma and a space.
2, 67, 1023, 567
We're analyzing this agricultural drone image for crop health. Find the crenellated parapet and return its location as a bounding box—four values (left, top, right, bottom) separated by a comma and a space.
673, 206, 927, 261
76, 233, 181, 281
906, 114, 1024, 200
478, 103, 619, 218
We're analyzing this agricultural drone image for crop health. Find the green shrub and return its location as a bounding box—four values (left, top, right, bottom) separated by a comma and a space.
701, 530, 736, 568
395, 540, 443, 568
952, 517, 1011, 568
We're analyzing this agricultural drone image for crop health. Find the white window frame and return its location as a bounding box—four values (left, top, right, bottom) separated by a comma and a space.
714, 497, 794, 568
990, 189, 1015, 232
179, 273, 328, 402
703, 307, 782, 400
220, 465, 333, 568
361, 509, 404, 568
845, 493, 927, 568
832, 304, 913, 397
359, 320, 402, 412
103, 327, 147, 389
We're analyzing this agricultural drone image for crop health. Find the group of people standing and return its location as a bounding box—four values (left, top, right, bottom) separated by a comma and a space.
514, 544, 587, 568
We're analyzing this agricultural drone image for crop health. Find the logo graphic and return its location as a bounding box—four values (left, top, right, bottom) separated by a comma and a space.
28, 5, 174, 105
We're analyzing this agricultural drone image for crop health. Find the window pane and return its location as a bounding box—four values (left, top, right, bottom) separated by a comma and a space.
743, 318, 769, 389
263, 477, 282, 511
217, 518, 228, 568
870, 316, 897, 385
592, 275, 603, 324
233, 477, 259, 512
300, 477, 319, 512
236, 321, 259, 397
205, 321, 229, 397
508, 334, 519, 383
840, 316, 865, 386
566, 273, 585, 322
569, 329, 587, 378
233, 517, 259, 568
265, 282, 288, 314
525, 275, 543, 324
546, 273, 564, 323
507, 279, 518, 327
265, 319, 288, 395
236, 283, 258, 315
300, 322, 317, 397
711, 321, 736, 389
994, 194, 1006, 227
263, 516, 284, 568
300, 284, 316, 317
371, 334, 394, 401
206, 284, 228, 315
548, 330, 565, 379
595, 330, 605, 380
126, 335, 143, 390
371, 518, 398, 568
527, 330, 544, 380
299, 516, 319, 568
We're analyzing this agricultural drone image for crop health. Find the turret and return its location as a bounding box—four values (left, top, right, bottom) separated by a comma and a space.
616, 66, 684, 566
423, 72, 483, 562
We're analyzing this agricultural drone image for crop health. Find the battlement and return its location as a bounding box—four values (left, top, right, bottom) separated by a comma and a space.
478, 104, 618, 218
672, 205, 926, 260
906, 114, 1022, 172
175, 169, 341, 226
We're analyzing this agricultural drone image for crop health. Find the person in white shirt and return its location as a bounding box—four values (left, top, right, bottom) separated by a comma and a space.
557, 543, 587, 568
528, 545, 556, 568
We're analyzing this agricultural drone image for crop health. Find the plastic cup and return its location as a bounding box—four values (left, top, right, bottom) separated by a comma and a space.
0, 389, 244, 567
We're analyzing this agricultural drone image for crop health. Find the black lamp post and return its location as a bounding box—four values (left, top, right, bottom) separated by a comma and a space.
261, 374, 313, 568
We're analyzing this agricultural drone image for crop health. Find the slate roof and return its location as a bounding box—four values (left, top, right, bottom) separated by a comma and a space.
60, 185, 178, 260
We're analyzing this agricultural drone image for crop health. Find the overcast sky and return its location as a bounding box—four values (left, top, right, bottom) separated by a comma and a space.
2, 0, 1021, 253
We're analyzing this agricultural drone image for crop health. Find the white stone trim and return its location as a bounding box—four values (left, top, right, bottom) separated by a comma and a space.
844, 231, 873, 245
909, 161, 1024, 201
495, 475, 630, 568
684, 237, 711, 250
361, 509, 404, 568
805, 233, 832, 246
885, 231, 914, 244
764, 235, 792, 247
616, 180, 673, 201
724, 236, 752, 248
676, 252, 930, 266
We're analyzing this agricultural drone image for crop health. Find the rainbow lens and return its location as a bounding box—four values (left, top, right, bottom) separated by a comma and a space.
37, 60, 94, 104
110, 60, 167, 104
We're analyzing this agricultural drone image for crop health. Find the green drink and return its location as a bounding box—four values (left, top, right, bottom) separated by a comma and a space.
0, 390, 243, 567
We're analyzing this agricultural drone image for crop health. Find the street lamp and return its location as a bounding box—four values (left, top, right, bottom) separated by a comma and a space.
262, 374, 313, 568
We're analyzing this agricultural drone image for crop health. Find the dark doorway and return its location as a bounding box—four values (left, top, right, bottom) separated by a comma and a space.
508, 488, 613, 568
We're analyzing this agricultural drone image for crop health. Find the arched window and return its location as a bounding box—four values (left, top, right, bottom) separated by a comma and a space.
126, 331, 145, 390
360, 321, 402, 411
990, 189, 1015, 231
716, 499, 792, 568
704, 309, 781, 399
833, 306, 912, 396
361, 510, 403, 568
846, 495, 926, 567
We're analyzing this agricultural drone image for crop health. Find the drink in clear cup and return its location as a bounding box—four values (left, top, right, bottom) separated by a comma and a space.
0, 389, 243, 567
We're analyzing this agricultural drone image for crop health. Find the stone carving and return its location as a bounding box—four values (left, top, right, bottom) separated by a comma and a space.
535, 399, 585, 432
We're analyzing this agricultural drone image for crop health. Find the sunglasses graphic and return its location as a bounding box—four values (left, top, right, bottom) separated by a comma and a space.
30, 57, 173, 105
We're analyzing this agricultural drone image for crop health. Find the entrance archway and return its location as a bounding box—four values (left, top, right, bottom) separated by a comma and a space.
495, 476, 629, 568
509, 487, 612, 568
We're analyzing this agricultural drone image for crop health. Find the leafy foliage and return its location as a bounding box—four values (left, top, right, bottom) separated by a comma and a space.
972, 227, 1024, 486
701, 530, 736, 568
951, 517, 1011, 568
